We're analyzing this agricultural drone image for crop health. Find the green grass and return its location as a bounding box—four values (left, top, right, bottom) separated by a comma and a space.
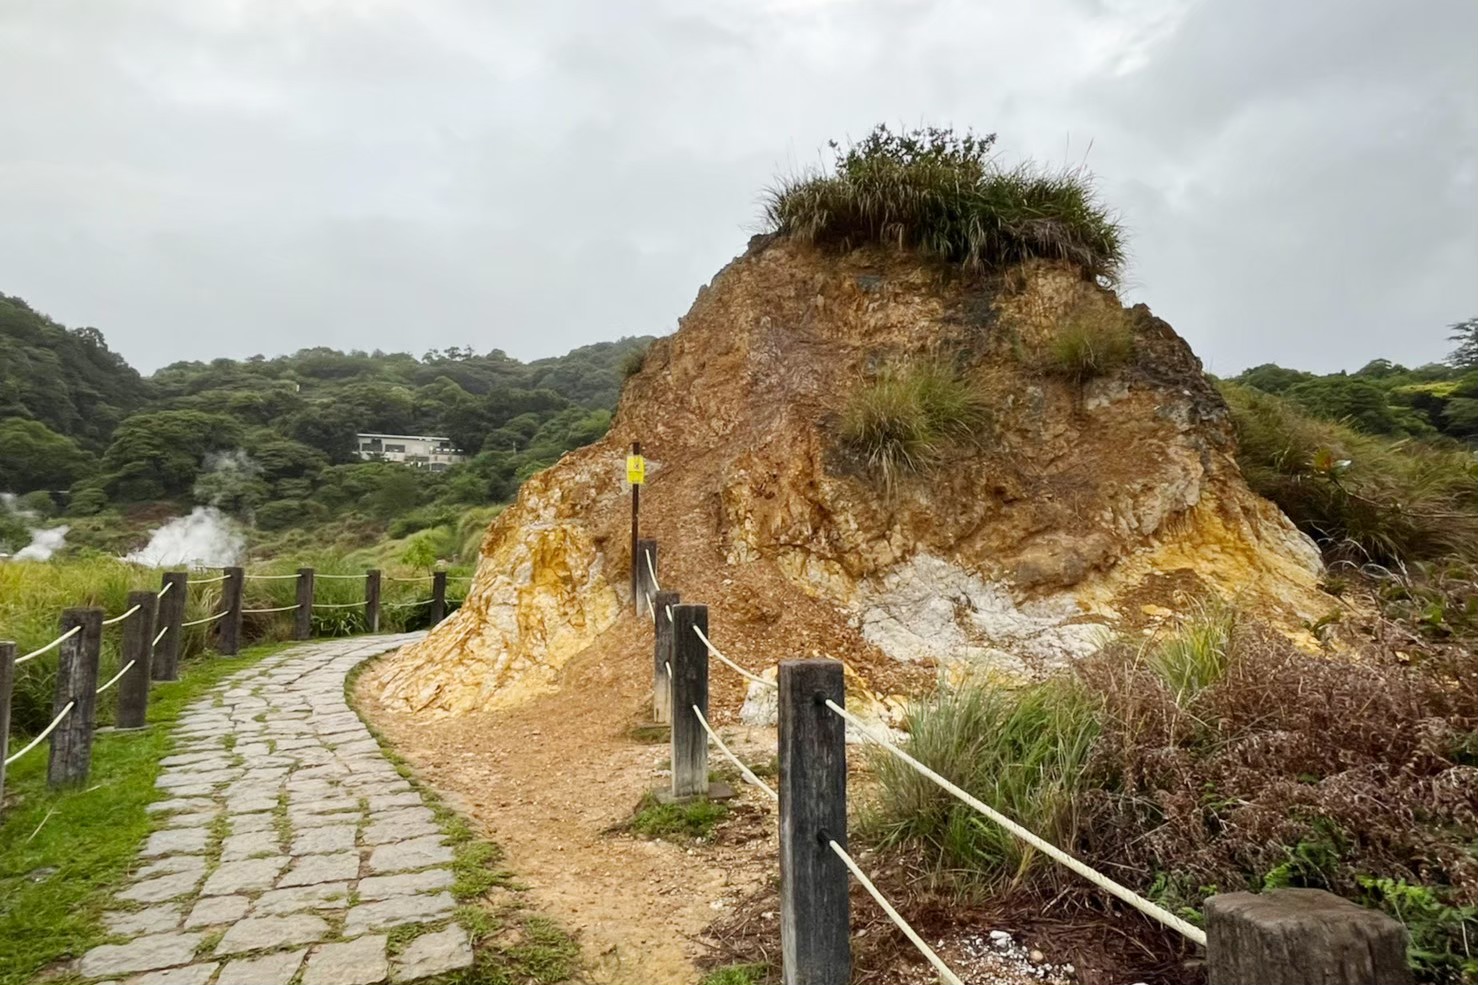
1150, 602, 1236, 700
766, 123, 1124, 282
864, 675, 1099, 886
1221, 381, 1478, 563
625, 794, 730, 841
839, 358, 989, 490
0, 639, 292, 985
1045, 305, 1135, 384
699, 964, 770, 985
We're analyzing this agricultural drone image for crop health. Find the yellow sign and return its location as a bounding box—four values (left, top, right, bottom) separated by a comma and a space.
626, 454, 646, 485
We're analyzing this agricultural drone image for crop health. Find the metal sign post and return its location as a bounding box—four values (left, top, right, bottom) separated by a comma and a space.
628, 441, 645, 611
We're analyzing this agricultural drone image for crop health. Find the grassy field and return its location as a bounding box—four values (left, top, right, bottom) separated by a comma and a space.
0, 640, 294, 985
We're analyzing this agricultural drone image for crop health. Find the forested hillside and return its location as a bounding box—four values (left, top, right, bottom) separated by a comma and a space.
0, 291, 650, 554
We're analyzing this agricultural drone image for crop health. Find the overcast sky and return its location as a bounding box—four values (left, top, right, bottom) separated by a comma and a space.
2, 0, 1474, 377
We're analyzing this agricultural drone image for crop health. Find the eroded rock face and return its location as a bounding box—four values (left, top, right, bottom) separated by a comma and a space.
370, 241, 1329, 717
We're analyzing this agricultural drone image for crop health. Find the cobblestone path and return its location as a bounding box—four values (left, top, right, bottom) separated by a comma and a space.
77, 634, 477, 985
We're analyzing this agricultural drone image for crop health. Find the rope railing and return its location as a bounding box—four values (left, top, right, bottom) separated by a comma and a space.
152, 625, 169, 646
822, 697, 1207, 946
156, 581, 173, 598
384, 574, 432, 583
4, 700, 74, 767
828, 839, 963, 985
16, 625, 82, 665
692, 624, 773, 690
385, 598, 433, 608
100, 604, 142, 627
690, 705, 778, 802
644, 549, 661, 592
188, 573, 229, 585
310, 601, 365, 609
96, 659, 137, 695
180, 611, 227, 628
242, 573, 300, 581
310, 573, 366, 580
240, 603, 299, 614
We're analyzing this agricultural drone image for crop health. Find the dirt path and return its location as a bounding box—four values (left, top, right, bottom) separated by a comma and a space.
354, 613, 780, 984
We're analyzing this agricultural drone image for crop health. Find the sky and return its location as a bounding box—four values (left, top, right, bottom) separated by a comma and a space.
1, 0, 1474, 377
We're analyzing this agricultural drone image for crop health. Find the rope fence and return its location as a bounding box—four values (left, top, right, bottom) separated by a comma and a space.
4, 701, 74, 768
240, 604, 298, 614
96, 659, 137, 695
100, 604, 141, 627
180, 611, 227, 628
188, 573, 229, 585
16, 625, 81, 666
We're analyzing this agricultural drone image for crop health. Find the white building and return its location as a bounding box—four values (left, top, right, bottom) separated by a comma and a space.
355, 433, 466, 472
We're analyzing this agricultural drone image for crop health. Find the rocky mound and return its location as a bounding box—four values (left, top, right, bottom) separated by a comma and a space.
367, 239, 1330, 718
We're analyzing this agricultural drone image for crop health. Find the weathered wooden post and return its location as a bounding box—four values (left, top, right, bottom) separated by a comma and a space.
115, 591, 157, 730
153, 571, 187, 681
48, 607, 103, 788
365, 569, 382, 633
652, 589, 680, 724
778, 659, 851, 985
430, 570, 448, 625
636, 539, 657, 617
1206, 889, 1411, 985
219, 566, 244, 655
0, 642, 14, 811
667, 604, 709, 801
294, 567, 315, 640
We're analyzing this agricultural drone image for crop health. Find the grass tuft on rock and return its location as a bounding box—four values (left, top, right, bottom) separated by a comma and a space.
840, 358, 988, 490
766, 124, 1124, 282
1044, 305, 1135, 384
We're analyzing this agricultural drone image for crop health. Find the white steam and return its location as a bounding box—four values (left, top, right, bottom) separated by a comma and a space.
125, 507, 245, 568
15, 525, 70, 561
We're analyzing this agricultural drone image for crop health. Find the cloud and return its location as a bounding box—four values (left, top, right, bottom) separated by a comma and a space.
0, 0, 1472, 374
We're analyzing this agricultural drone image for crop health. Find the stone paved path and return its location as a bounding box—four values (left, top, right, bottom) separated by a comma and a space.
79, 634, 478, 985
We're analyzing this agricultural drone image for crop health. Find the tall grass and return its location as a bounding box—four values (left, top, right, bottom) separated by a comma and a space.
1044, 306, 1135, 384
1221, 382, 1478, 563
766, 124, 1124, 282
865, 677, 1099, 885
839, 359, 989, 490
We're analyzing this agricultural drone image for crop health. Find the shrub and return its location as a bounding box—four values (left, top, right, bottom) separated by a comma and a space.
865, 677, 1099, 884
1044, 306, 1134, 383
1221, 382, 1478, 563
766, 124, 1124, 282
839, 359, 988, 490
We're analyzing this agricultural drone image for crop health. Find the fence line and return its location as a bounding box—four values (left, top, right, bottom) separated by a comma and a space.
692, 624, 772, 689
16, 626, 81, 665
240, 604, 299, 614
242, 573, 300, 581
690, 705, 777, 802
4, 701, 74, 767
310, 601, 365, 609
180, 611, 227, 628
828, 838, 963, 985
156, 581, 173, 598
96, 659, 137, 695
152, 625, 169, 646
385, 598, 433, 608
822, 696, 1207, 946
188, 573, 229, 585
100, 605, 141, 627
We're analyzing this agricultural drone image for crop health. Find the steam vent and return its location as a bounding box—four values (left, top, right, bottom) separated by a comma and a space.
366, 239, 1330, 720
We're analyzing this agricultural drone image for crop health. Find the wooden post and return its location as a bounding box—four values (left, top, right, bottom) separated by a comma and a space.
1206, 889, 1412, 985
365, 569, 382, 633
778, 659, 851, 985
48, 607, 103, 789
115, 591, 157, 730
652, 590, 680, 725
219, 566, 244, 655
0, 642, 14, 813
668, 603, 709, 800
294, 567, 315, 640
636, 539, 657, 617
629, 441, 641, 612
430, 570, 448, 625
153, 571, 187, 681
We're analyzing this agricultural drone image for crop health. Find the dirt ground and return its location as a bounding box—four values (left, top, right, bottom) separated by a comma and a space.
354, 610, 784, 984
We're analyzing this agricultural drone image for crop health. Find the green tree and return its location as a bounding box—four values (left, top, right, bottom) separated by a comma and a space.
1448, 316, 1478, 369
100, 410, 243, 500
0, 419, 95, 493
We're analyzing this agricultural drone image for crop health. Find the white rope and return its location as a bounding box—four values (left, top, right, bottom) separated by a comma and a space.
385, 575, 431, 583
828, 839, 964, 985
100, 604, 142, 627
5, 701, 75, 766
243, 573, 301, 581
385, 598, 433, 608
181, 611, 227, 627
240, 604, 299, 614
312, 573, 365, 580
311, 601, 365, 609
692, 625, 774, 690
645, 591, 657, 625
643, 549, 661, 591
16, 626, 82, 665
189, 573, 229, 584
96, 659, 137, 695
156, 581, 173, 598
691, 706, 778, 802
152, 626, 169, 646
823, 699, 1207, 946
